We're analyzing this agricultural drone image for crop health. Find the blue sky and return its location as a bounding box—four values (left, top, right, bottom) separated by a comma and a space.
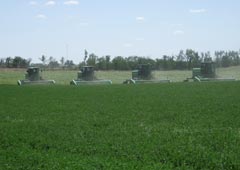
0, 0, 240, 63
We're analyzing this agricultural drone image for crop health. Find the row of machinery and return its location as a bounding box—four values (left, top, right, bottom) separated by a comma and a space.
17, 62, 236, 85
17, 66, 112, 86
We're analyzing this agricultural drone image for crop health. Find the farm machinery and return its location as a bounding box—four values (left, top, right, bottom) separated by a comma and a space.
70, 66, 112, 85
185, 62, 236, 82
123, 64, 170, 84
17, 67, 55, 85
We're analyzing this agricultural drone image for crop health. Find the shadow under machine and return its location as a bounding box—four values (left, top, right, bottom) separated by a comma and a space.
17, 67, 55, 85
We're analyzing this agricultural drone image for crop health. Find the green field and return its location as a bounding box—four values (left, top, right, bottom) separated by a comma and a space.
1, 83, 240, 169
0, 66, 239, 85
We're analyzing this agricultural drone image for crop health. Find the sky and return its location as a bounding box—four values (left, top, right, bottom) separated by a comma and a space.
0, 0, 240, 63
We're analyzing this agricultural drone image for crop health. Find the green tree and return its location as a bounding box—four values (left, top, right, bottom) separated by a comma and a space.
203, 51, 212, 62
222, 53, 231, 67
105, 55, 111, 70
97, 57, 106, 70
176, 50, 187, 70
87, 53, 98, 66
0, 58, 4, 68
12, 56, 30, 68
60, 57, 65, 66
185, 49, 202, 69
5, 57, 13, 68
126, 56, 138, 70
65, 60, 75, 69
39, 55, 46, 66
112, 56, 129, 70
48, 57, 59, 69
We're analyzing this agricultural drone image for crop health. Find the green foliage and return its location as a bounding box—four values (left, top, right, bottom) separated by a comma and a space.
87, 53, 98, 67
1, 57, 30, 68
112, 56, 129, 70
1, 49, 240, 70
82, 49, 240, 71
0, 83, 240, 169
39, 55, 46, 65
12, 57, 31, 68
64, 60, 75, 69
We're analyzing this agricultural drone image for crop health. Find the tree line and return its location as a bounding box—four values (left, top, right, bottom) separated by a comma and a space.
0, 56, 31, 68
1, 49, 240, 70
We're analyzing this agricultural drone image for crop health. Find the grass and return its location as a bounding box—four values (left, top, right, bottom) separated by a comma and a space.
0, 82, 240, 169
0, 66, 239, 85
0, 69, 25, 85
